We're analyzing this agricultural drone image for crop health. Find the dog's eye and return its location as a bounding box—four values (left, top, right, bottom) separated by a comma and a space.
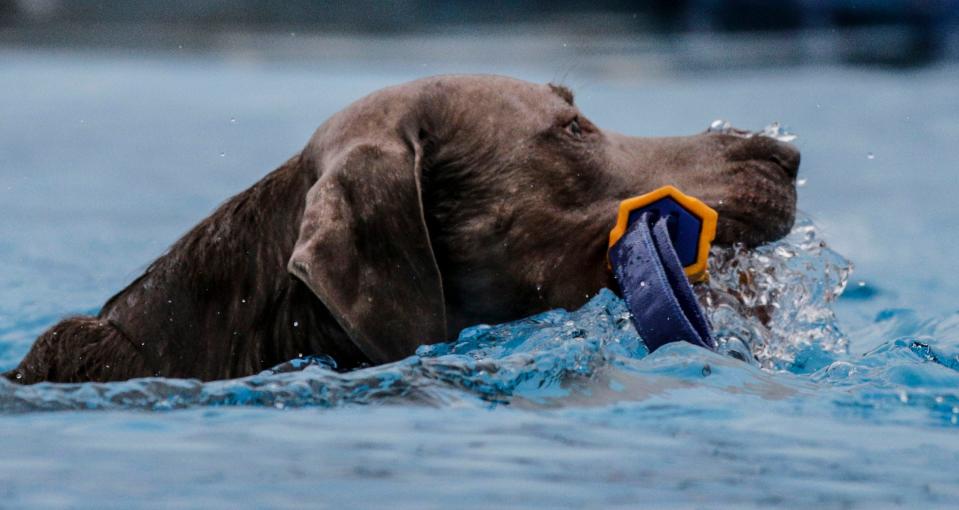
566, 118, 583, 137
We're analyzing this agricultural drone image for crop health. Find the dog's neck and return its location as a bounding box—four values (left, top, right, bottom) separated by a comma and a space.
99, 154, 365, 380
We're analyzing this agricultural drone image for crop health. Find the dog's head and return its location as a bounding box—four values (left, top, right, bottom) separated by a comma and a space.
289, 75, 798, 363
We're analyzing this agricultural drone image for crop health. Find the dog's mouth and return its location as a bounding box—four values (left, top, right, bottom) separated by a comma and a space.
715, 210, 795, 247
712, 176, 797, 247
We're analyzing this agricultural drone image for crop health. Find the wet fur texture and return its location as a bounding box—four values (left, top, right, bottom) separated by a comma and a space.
6, 75, 799, 384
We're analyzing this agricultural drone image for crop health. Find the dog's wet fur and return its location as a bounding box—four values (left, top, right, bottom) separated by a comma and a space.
5, 75, 798, 383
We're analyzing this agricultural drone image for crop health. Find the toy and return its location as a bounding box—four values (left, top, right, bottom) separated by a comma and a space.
607, 186, 718, 352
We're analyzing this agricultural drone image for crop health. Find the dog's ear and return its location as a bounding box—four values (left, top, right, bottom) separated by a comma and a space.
288, 140, 447, 364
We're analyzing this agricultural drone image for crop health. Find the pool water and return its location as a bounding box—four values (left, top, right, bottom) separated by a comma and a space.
1, 47, 958, 508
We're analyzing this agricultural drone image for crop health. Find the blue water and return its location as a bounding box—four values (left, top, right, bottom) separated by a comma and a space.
2, 45, 959, 508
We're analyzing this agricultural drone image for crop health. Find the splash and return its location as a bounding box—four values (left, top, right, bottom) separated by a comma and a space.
697, 215, 853, 371
0, 294, 643, 412
0, 216, 854, 412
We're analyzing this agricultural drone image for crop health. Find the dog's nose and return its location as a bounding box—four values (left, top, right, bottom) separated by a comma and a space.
727, 136, 801, 180
767, 140, 801, 180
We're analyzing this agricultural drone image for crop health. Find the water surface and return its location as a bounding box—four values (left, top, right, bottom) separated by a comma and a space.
1, 47, 958, 508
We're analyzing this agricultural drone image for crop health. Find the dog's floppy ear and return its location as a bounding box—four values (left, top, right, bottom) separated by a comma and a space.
288, 139, 447, 364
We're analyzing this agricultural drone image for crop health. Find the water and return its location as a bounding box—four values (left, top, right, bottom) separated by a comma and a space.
0, 215, 873, 411
2, 46, 959, 508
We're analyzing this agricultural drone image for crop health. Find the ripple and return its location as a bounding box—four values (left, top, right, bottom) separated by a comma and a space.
2, 215, 959, 432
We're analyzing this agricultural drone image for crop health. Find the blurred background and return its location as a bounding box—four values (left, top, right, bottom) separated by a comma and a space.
1, 0, 958, 356
2, 0, 959, 68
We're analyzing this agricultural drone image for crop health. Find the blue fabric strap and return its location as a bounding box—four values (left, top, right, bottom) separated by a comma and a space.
608, 212, 716, 352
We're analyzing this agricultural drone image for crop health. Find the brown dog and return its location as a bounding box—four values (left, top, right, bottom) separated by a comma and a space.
5, 75, 798, 384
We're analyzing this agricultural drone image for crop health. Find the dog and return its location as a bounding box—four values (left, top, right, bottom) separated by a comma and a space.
4, 75, 798, 384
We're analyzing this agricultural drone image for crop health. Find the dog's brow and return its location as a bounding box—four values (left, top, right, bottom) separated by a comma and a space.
547, 84, 575, 105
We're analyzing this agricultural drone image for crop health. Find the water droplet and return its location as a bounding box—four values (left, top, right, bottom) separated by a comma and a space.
15, 372, 22, 380
797, 178, 807, 187
867, 152, 875, 160
858, 281, 866, 287
760, 122, 797, 142
701, 364, 712, 376
241, 299, 246, 304
639, 281, 647, 288
230, 118, 236, 124
899, 391, 909, 403
219, 152, 226, 158
293, 321, 299, 328
935, 396, 944, 404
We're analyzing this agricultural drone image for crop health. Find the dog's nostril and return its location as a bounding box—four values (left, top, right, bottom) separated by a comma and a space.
770, 143, 801, 180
